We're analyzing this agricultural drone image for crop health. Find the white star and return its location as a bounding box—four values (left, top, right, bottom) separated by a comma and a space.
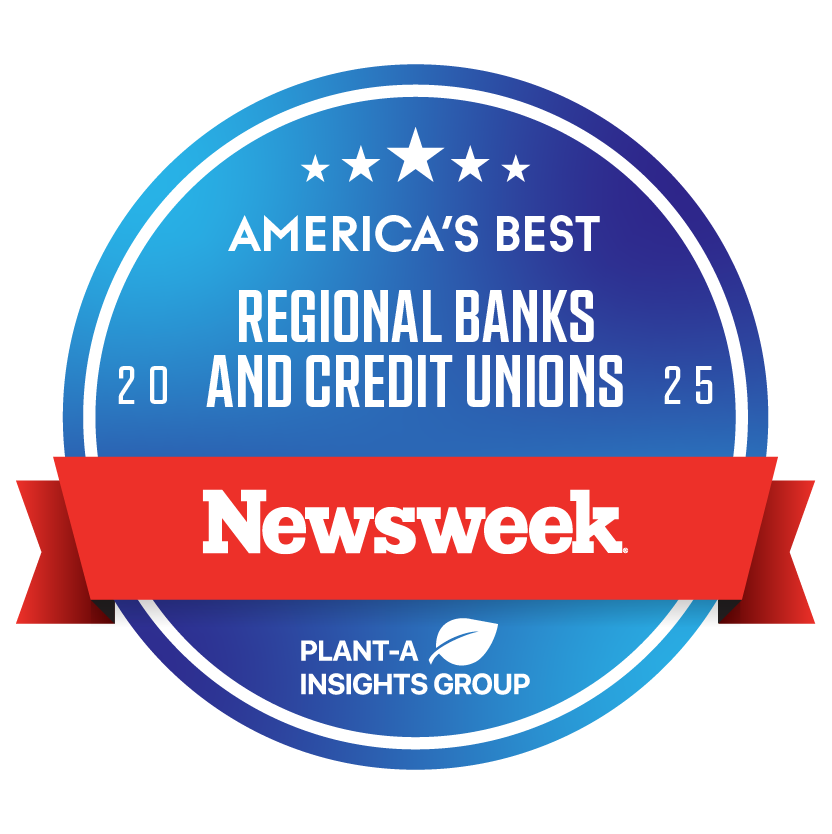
302, 155, 328, 181
503, 155, 529, 182
342, 146, 379, 181
451, 146, 488, 181
388, 128, 442, 181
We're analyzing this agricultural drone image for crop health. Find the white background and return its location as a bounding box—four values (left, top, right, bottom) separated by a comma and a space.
1, 2, 830, 830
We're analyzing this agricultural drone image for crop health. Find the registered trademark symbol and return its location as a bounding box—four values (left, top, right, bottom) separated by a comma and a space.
623, 547, 629, 553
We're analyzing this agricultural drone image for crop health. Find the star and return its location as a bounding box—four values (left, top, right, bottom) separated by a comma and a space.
342, 146, 379, 181
451, 146, 488, 181
302, 155, 328, 181
503, 155, 529, 181
388, 128, 442, 181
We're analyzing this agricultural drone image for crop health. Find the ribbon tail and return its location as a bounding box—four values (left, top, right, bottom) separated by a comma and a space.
719, 481, 814, 624
17, 481, 113, 624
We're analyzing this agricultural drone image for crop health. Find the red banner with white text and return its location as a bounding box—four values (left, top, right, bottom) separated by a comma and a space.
17, 457, 813, 623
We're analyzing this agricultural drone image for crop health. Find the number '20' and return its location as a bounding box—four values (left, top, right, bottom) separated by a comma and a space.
118, 366, 168, 404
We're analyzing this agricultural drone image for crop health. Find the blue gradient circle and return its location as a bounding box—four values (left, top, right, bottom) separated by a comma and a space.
63, 66, 766, 768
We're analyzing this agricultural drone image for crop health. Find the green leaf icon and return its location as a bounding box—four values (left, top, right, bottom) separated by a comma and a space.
428, 618, 498, 666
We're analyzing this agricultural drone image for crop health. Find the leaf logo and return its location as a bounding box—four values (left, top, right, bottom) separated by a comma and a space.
428, 618, 498, 666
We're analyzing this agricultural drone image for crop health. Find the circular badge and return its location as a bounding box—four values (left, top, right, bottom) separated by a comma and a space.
63, 66, 766, 768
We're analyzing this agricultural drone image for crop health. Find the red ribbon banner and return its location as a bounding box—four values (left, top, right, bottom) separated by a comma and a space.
17, 457, 813, 624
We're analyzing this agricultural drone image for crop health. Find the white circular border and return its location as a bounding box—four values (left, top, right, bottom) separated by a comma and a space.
85, 85, 735, 749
